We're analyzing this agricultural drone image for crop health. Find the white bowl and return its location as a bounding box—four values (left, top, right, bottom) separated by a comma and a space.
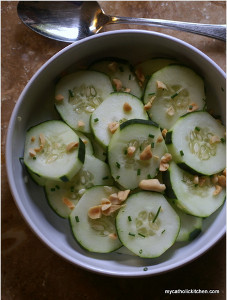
6, 30, 226, 277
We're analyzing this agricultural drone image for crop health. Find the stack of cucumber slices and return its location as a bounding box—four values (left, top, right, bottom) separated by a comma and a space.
23, 57, 226, 259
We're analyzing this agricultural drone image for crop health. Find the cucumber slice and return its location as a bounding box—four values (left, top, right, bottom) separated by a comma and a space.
166, 111, 226, 175
24, 120, 85, 182
143, 65, 205, 129
89, 58, 142, 98
70, 185, 122, 253
108, 119, 167, 190
168, 198, 202, 242
163, 161, 226, 217
90, 92, 148, 148
45, 155, 113, 218
55, 71, 114, 133
116, 191, 180, 258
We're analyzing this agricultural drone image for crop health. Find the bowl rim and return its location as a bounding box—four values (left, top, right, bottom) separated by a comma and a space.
5, 29, 226, 277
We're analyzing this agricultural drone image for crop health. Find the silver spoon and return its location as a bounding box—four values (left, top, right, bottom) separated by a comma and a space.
17, 1, 226, 43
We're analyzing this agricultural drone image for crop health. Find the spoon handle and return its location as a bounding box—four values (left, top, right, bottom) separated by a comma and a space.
108, 16, 226, 41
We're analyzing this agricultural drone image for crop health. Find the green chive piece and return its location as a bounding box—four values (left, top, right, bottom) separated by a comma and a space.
116, 162, 121, 169
116, 175, 120, 179
151, 142, 155, 148
221, 138, 226, 144
148, 92, 155, 96
129, 232, 135, 237
161, 229, 166, 234
149, 134, 155, 138
68, 89, 74, 97
139, 249, 143, 254
189, 105, 193, 110
70, 186, 74, 192
33, 157, 36, 160
128, 216, 132, 222
143, 267, 148, 271
195, 126, 200, 131
194, 184, 198, 187
171, 92, 178, 99
94, 118, 99, 122
75, 216, 80, 222
124, 149, 128, 155
55, 185, 60, 190
221, 87, 224, 92
147, 174, 152, 179
153, 206, 162, 223
51, 188, 55, 192
138, 233, 145, 238
180, 150, 184, 156
102, 176, 109, 180
156, 167, 159, 172
137, 169, 141, 176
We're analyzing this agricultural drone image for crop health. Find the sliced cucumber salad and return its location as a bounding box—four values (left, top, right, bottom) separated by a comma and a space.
22, 57, 226, 260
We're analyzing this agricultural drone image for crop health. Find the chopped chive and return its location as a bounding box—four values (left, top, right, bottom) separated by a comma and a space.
119, 66, 124, 72
68, 89, 74, 97
124, 149, 128, 155
149, 134, 155, 138
148, 92, 155, 96
143, 267, 148, 271
128, 216, 132, 222
138, 233, 145, 238
156, 167, 159, 172
129, 74, 132, 80
171, 92, 178, 99
195, 126, 200, 131
161, 229, 166, 234
221, 138, 226, 144
33, 157, 36, 160
50, 188, 55, 192
129, 232, 135, 237
55, 185, 60, 190
202, 102, 207, 111
180, 150, 184, 156
147, 174, 152, 179
137, 169, 141, 176
70, 186, 74, 192
151, 142, 155, 148
75, 216, 80, 222
116, 162, 121, 169
153, 206, 162, 223
139, 145, 142, 151
94, 118, 99, 122
139, 249, 143, 254
102, 176, 109, 180
194, 184, 198, 187
221, 87, 224, 92
188, 105, 193, 110
116, 175, 120, 179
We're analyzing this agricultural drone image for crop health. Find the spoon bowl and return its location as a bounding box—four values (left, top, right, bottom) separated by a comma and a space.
17, 1, 226, 43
